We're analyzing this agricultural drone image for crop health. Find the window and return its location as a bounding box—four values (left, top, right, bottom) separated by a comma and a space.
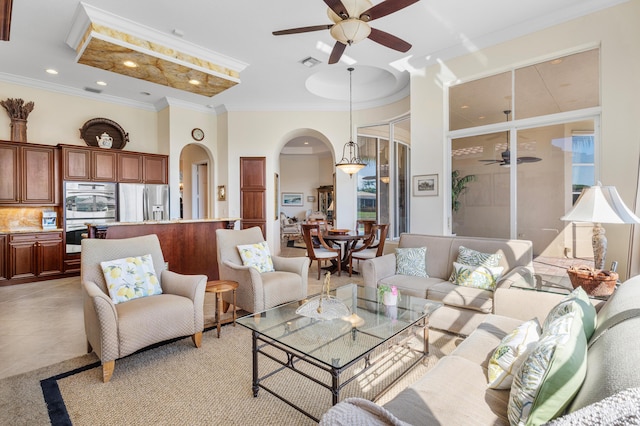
571, 132, 595, 203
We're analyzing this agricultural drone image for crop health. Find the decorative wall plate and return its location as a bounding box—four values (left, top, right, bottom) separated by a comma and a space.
79, 118, 129, 150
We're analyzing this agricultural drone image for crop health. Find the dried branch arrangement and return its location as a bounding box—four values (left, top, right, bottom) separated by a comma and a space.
1, 98, 35, 120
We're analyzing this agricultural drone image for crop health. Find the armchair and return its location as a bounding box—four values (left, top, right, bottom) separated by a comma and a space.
216, 227, 310, 313
280, 212, 301, 241
81, 234, 207, 382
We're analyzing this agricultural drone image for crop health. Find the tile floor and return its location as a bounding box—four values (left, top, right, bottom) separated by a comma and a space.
0, 244, 587, 380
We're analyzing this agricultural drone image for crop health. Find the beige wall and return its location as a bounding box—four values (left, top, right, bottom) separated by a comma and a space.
411, 1, 640, 278
279, 153, 334, 221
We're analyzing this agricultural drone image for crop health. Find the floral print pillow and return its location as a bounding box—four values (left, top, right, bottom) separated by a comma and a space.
237, 241, 275, 273
395, 247, 428, 277
451, 261, 504, 291
101, 254, 162, 304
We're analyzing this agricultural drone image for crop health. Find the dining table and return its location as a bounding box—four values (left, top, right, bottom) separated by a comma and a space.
321, 229, 370, 274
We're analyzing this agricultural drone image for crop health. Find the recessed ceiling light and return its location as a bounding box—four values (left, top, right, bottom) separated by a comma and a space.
188, 79, 201, 85
45, 69, 58, 75
478, 116, 485, 120
550, 59, 563, 65
123, 60, 138, 68
304, 141, 309, 145
96, 81, 107, 86
460, 105, 470, 109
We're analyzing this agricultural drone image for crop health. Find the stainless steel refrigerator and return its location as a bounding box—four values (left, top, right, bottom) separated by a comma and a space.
118, 183, 169, 222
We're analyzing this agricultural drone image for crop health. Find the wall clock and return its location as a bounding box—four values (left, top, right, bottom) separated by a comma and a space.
191, 128, 204, 141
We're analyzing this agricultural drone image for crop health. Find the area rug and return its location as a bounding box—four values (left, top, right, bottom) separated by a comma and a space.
0, 324, 461, 425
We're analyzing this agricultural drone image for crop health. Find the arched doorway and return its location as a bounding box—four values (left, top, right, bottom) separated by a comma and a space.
180, 143, 212, 219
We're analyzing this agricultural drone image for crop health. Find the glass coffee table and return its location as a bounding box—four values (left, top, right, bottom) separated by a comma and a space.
237, 283, 442, 421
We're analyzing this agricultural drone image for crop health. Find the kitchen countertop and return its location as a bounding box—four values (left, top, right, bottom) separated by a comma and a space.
85, 218, 240, 227
0, 228, 64, 234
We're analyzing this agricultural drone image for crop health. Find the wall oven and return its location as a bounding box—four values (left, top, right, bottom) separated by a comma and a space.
64, 182, 117, 254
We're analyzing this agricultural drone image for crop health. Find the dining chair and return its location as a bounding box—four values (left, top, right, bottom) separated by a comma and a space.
301, 223, 341, 279
348, 223, 389, 276
356, 219, 376, 236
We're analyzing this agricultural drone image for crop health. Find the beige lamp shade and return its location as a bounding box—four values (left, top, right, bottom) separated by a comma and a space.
561, 185, 640, 224
330, 19, 371, 45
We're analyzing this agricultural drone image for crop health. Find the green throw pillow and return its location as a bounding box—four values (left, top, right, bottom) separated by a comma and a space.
449, 246, 502, 282
395, 247, 428, 277
451, 261, 504, 291
508, 308, 588, 426
237, 241, 275, 273
101, 254, 162, 304
542, 286, 596, 340
488, 319, 542, 389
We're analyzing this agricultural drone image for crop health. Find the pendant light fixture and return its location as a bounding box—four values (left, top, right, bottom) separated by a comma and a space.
336, 67, 365, 177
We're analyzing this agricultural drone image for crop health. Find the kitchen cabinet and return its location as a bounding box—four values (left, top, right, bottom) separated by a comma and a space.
0, 141, 58, 205
61, 145, 117, 182
117, 152, 144, 183
143, 154, 168, 184
8, 231, 63, 280
0, 234, 6, 282
118, 152, 168, 184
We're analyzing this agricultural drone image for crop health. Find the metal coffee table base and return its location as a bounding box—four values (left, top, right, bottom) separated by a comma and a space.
251, 318, 430, 422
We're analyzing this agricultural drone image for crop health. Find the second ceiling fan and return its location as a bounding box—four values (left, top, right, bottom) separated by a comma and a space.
272, 0, 419, 64
480, 110, 542, 166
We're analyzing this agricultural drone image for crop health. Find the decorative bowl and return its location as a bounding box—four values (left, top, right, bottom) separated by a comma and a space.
328, 229, 350, 235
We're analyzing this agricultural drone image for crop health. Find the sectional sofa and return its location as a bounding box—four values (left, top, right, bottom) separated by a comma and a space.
320, 274, 640, 425
362, 233, 535, 335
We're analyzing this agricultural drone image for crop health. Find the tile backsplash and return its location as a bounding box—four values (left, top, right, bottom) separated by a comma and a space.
0, 207, 59, 230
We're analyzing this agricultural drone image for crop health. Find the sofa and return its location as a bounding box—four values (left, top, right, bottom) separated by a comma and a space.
362, 233, 535, 335
320, 275, 640, 425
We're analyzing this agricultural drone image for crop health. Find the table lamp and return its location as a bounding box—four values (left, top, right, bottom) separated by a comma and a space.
561, 183, 640, 270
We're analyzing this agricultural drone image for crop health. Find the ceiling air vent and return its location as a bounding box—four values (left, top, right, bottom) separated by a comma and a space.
84, 87, 102, 93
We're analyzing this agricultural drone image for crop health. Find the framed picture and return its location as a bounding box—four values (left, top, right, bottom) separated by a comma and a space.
217, 185, 226, 201
413, 174, 438, 196
307, 195, 316, 203
282, 192, 303, 206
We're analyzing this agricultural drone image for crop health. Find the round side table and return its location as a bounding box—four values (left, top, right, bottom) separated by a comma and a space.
205, 280, 239, 338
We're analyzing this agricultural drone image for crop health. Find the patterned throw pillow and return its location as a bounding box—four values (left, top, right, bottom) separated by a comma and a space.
395, 247, 428, 277
101, 254, 162, 304
451, 261, 504, 291
488, 319, 542, 389
508, 309, 588, 426
237, 241, 275, 273
542, 286, 596, 340
450, 246, 502, 282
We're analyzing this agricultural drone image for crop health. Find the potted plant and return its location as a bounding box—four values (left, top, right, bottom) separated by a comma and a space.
378, 284, 401, 306
451, 170, 476, 212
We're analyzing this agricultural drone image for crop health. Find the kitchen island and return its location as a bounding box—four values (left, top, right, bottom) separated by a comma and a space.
86, 219, 239, 281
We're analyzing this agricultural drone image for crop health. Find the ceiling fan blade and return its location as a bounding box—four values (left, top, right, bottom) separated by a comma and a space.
324, 0, 348, 19
0, 0, 13, 41
518, 156, 542, 163
273, 24, 332, 36
360, 0, 420, 22
480, 160, 500, 165
367, 28, 411, 52
328, 41, 347, 64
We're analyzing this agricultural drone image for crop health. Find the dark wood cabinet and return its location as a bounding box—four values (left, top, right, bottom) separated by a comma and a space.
7, 232, 63, 280
143, 154, 168, 184
118, 152, 144, 183
0, 141, 57, 205
61, 145, 117, 182
0, 234, 6, 282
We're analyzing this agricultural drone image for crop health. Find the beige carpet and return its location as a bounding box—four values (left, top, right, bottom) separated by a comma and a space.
0, 322, 462, 425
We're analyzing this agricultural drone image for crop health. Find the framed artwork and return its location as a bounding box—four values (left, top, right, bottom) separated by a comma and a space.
282, 192, 303, 206
307, 195, 316, 203
413, 174, 438, 196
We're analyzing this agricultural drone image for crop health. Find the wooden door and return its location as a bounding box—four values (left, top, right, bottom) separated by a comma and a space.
240, 157, 266, 236
21, 145, 56, 204
0, 234, 6, 282
92, 150, 118, 181
143, 155, 168, 184
117, 152, 143, 182
0, 142, 19, 204
62, 146, 91, 181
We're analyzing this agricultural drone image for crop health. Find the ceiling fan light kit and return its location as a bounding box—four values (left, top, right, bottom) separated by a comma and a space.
273, 0, 418, 64
336, 67, 366, 177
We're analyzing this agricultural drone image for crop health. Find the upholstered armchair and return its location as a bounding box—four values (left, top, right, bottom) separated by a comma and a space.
81, 234, 207, 383
216, 226, 310, 313
280, 212, 301, 240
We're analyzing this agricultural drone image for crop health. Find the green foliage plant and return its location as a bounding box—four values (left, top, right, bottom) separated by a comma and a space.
451, 170, 476, 212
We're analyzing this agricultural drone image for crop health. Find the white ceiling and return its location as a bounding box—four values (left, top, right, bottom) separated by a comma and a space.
0, 0, 625, 113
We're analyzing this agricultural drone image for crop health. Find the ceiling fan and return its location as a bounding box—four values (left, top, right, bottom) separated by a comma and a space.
272, 0, 419, 64
480, 110, 542, 166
